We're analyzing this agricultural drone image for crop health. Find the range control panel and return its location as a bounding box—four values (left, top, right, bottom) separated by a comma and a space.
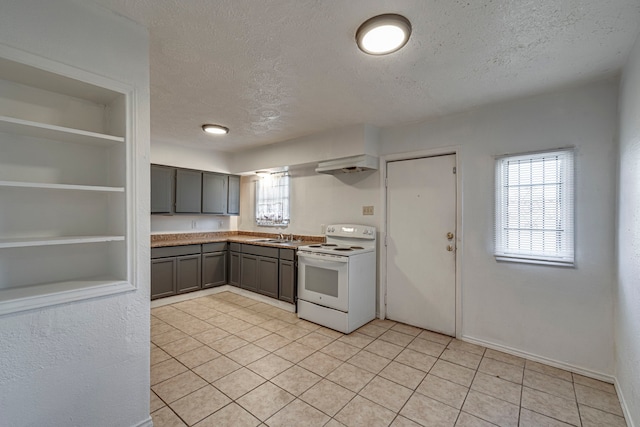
326, 224, 376, 239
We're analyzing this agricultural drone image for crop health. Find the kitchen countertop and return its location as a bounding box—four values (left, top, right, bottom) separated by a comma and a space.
151, 231, 323, 249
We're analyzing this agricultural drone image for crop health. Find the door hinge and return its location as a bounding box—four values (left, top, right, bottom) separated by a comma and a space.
453, 167, 457, 174
384, 234, 388, 246
385, 177, 388, 187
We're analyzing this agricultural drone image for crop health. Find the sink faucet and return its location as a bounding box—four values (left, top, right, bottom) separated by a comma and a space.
288, 233, 294, 242
279, 233, 284, 240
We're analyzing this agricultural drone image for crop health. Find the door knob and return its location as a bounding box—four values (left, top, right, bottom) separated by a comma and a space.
446, 232, 454, 240
447, 245, 454, 252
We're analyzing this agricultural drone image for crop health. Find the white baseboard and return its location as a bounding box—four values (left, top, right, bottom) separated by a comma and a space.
132, 416, 153, 427
614, 378, 636, 427
151, 285, 296, 312
460, 334, 615, 384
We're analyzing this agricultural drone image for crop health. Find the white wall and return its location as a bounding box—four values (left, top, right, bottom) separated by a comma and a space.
231, 124, 379, 174
151, 140, 236, 233
237, 166, 381, 236
0, 1, 151, 426
152, 139, 232, 173
616, 32, 640, 426
379, 79, 618, 377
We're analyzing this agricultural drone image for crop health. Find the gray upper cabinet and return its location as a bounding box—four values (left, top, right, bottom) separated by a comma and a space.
202, 172, 228, 214
152, 164, 240, 216
175, 169, 202, 213
227, 175, 240, 215
151, 165, 175, 214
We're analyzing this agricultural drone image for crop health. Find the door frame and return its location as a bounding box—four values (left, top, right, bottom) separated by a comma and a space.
378, 146, 463, 338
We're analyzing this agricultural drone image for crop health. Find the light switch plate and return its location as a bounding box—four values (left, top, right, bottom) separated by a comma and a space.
363, 206, 374, 215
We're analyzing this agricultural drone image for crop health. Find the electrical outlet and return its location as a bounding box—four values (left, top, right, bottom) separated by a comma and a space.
363, 206, 374, 215
320, 224, 326, 234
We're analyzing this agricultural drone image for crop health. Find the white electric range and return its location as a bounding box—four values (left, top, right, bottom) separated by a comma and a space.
297, 224, 376, 334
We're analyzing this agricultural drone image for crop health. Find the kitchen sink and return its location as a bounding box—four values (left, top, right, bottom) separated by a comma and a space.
245, 238, 302, 244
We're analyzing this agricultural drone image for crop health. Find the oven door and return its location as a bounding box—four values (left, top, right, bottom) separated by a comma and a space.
297, 251, 349, 312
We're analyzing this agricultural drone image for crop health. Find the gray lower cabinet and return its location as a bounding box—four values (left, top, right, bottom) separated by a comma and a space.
151, 258, 176, 299
279, 259, 295, 303
175, 169, 202, 213
229, 251, 241, 287
239, 244, 287, 300
151, 244, 201, 299
240, 253, 278, 298
257, 257, 279, 298
176, 254, 201, 293
203, 242, 227, 288
150, 241, 296, 303
240, 254, 258, 292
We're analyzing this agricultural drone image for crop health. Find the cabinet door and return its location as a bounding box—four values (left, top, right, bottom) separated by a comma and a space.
151, 165, 175, 214
202, 172, 228, 214
151, 258, 176, 299
227, 175, 240, 215
175, 169, 202, 213
229, 251, 241, 287
257, 257, 279, 299
240, 254, 258, 292
203, 251, 227, 288
176, 254, 201, 293
279, 259, 295, 303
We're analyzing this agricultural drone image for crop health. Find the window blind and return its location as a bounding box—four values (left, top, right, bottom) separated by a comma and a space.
495, 149, 574, 266
256, 172, 290, 226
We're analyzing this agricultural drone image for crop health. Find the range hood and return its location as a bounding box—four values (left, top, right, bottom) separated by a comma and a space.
315, 155, 378, 175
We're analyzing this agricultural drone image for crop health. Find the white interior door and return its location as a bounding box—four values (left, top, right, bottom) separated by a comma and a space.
386, 154, 457, 335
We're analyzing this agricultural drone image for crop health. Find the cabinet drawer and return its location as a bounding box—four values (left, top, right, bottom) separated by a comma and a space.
242, 244, 279, 258
229, 242, 242, 252
279, 248, 295, 261
203, 242, 227, 253
151, 244, 201, 259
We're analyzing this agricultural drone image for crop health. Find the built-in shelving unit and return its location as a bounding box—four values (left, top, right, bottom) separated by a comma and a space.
0, 50, 133, 314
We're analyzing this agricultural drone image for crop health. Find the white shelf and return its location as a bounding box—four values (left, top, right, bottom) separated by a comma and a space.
0, 278, 133, 316
0, 53, 132, 316
0, 180, 124, 192
0, 235, 125, 249
0, 115, 124, 146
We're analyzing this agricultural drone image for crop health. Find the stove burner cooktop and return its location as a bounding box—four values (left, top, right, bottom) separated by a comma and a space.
334, 247, 353, 251
322, 243, 338, 247
351, 246, 364, 250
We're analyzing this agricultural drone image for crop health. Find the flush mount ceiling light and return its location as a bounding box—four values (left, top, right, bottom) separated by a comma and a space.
356, 14, 412, 55
255, 171, 270, 178
202, 124, 229, 135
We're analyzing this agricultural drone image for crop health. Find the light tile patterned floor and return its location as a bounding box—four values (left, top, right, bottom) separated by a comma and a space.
150, 292, 627, 427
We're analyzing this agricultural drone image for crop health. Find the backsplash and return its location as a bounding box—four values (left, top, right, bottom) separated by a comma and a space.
151, 214, 236, 234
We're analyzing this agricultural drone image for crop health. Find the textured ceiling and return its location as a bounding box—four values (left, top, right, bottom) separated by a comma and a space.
92, 0, 640, 152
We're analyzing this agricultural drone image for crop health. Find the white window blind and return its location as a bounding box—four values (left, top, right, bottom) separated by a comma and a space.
256, 172, 290, 226
495, 149, 574, 266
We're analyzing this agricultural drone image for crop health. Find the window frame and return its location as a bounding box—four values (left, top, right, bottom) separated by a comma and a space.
255, 172, 291, 227
494, 148, 575, 267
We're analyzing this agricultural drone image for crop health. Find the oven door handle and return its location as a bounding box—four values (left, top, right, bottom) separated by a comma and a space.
298, 252, 349, 264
